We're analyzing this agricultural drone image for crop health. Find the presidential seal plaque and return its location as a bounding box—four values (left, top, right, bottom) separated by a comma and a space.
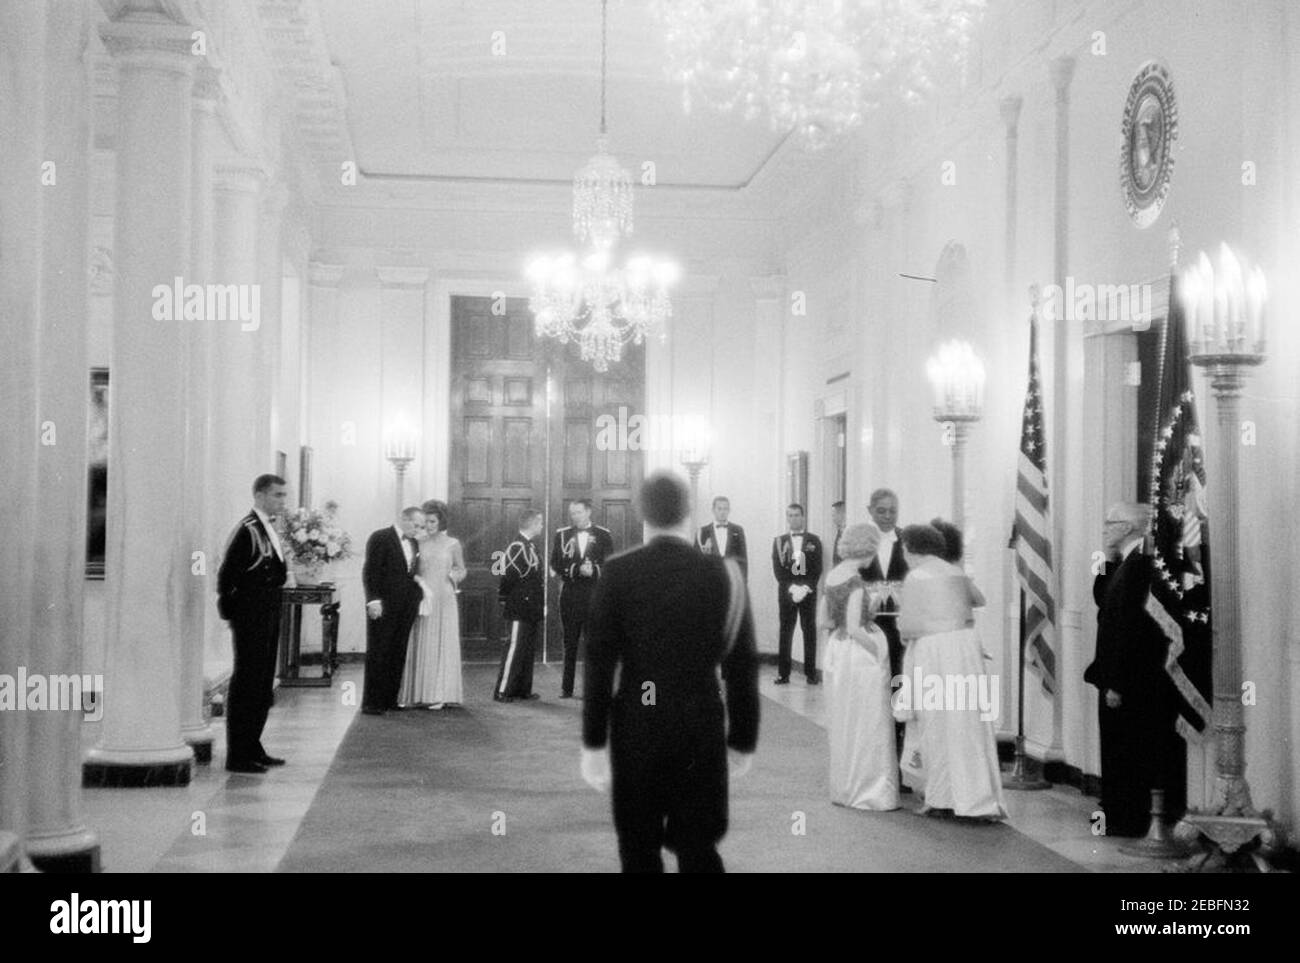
1120, 60, 1178, 229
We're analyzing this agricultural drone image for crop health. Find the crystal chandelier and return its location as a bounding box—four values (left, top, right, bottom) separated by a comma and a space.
653, 0, 987, 149
527, 0, 679, 372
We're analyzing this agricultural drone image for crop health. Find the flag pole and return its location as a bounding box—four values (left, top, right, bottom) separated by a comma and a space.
1003, 295, 1050, 791
1004, 533, 1048, 790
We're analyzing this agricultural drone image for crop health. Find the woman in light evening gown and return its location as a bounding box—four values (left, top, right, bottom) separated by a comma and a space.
399, 500, 466, 709
896, 521, 1006, 821
819, 522, 899, 811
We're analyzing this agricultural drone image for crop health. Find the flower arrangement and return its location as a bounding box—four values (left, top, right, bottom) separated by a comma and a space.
281, 501, 353, 576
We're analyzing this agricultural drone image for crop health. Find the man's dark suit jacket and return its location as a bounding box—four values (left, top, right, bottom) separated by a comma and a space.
771, 532, 823, 590
217, 511, 287, 621
857, 535, 908, 583
1084, 549, 1175, 711
550, 524, 615, 585
498, 535, 543, 623
583, 536, 759, 754
362, 526, 422, 610
698, 522, 748, 577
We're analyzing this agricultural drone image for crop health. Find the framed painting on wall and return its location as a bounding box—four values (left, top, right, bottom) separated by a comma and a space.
86, 368, 109, 579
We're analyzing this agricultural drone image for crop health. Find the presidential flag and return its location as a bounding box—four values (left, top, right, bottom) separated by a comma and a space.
1013, 313, 1057, 695
1145, 269, 1213, 743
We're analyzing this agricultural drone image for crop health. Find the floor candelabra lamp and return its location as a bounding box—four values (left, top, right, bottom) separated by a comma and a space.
679, 417, 711, 534
1173, 244, 1284, 871
384, 418, 417, 519
926, 340, 985, 530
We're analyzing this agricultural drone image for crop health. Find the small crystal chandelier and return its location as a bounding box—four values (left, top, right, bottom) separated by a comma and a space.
653, 0, 987, 150
527, 0, 679, 372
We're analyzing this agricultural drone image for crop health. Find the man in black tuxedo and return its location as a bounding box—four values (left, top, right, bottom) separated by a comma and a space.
361, 506, 426, 715
494, 508, 544, 702
697, 495, 748, 578
772, 503, 823, 685
1084, 502, 1185, 837
217, 474, 290, 773
549, 497, 614, 698
582, 471, 759, 873
858, 488, 908, 680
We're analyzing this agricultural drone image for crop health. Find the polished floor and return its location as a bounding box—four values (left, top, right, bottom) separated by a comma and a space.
79, 664, 1169, 873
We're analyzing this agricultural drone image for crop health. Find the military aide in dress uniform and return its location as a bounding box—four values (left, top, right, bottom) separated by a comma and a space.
494, 508, 545, 702
216, 474, 290, 774
582, 471, 759, 873
549, 498, 614, 698
772, 503, 823, 685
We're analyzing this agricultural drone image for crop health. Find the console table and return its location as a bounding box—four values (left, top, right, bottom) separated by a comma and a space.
278, 584, 339, 687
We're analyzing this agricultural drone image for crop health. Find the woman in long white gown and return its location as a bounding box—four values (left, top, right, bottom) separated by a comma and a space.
820, 522, 899, 811
896, 521, 1006, 820
399, 500, 466, 709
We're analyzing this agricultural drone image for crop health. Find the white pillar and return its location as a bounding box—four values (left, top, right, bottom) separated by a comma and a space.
260, 182, 289, 471
0, 0, 102, 869
84, 9, 198, 786
181, 61, 221, 762
205, 161, 266, 694
0, 0, 49, 869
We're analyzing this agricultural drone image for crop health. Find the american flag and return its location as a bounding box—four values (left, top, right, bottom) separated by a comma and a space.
1013, 313, 1057, 695
1145, 269, 1212, 742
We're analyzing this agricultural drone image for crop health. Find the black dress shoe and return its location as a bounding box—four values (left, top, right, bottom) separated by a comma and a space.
521, 693, 541, 700
560, 692, 574, 699
806, 675, 821, 686
493, 693, 513, 703
225, 760, 268, 774
773, 677, 790, 685
361, 707, 385, 716
257, 755, 286, 767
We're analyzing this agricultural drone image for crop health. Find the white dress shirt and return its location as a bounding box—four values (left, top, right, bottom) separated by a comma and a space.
576, 528, 590, 557
394, 523, 414, 570
874, 527, 897, 578
713, 523, 730, 556
254, 507, 284, 560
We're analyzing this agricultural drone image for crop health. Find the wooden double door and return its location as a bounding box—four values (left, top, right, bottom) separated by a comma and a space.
448, 295, 644, 663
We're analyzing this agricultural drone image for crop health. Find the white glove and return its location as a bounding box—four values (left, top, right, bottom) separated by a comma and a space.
580, 747, 611, 792
728, 749, 754, 779
366, 599, 383, 620
788, 584, 810, 604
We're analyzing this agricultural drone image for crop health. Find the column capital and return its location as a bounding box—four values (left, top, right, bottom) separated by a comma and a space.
213, 159, 268, 195
999, 93, 1023, 132
376, 266, 430, 288
308, 262, 346, 286
1049, 55, 1076, 99
99, 18, 198, 77
748, 275, 787, 301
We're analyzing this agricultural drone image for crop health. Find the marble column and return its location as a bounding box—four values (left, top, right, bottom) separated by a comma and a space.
205, 160, 266, 695
25, 0, 102, 870
84, 9, 197, 787
0, 0, 48, 867
180, 61, 221, 763
260, 182, 289, 472
0, 0, 102, 868
306, 262, 345, 510
1047, 54, 1078, 756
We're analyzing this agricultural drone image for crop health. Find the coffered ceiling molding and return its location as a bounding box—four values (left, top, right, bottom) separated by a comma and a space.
314, 0, 786, 190
252, 0, 356, 170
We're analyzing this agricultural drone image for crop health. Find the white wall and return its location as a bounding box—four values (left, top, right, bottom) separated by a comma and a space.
767, 0, 1300, 829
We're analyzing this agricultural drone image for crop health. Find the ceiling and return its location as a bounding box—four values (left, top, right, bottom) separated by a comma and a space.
315, 0, 789, 189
